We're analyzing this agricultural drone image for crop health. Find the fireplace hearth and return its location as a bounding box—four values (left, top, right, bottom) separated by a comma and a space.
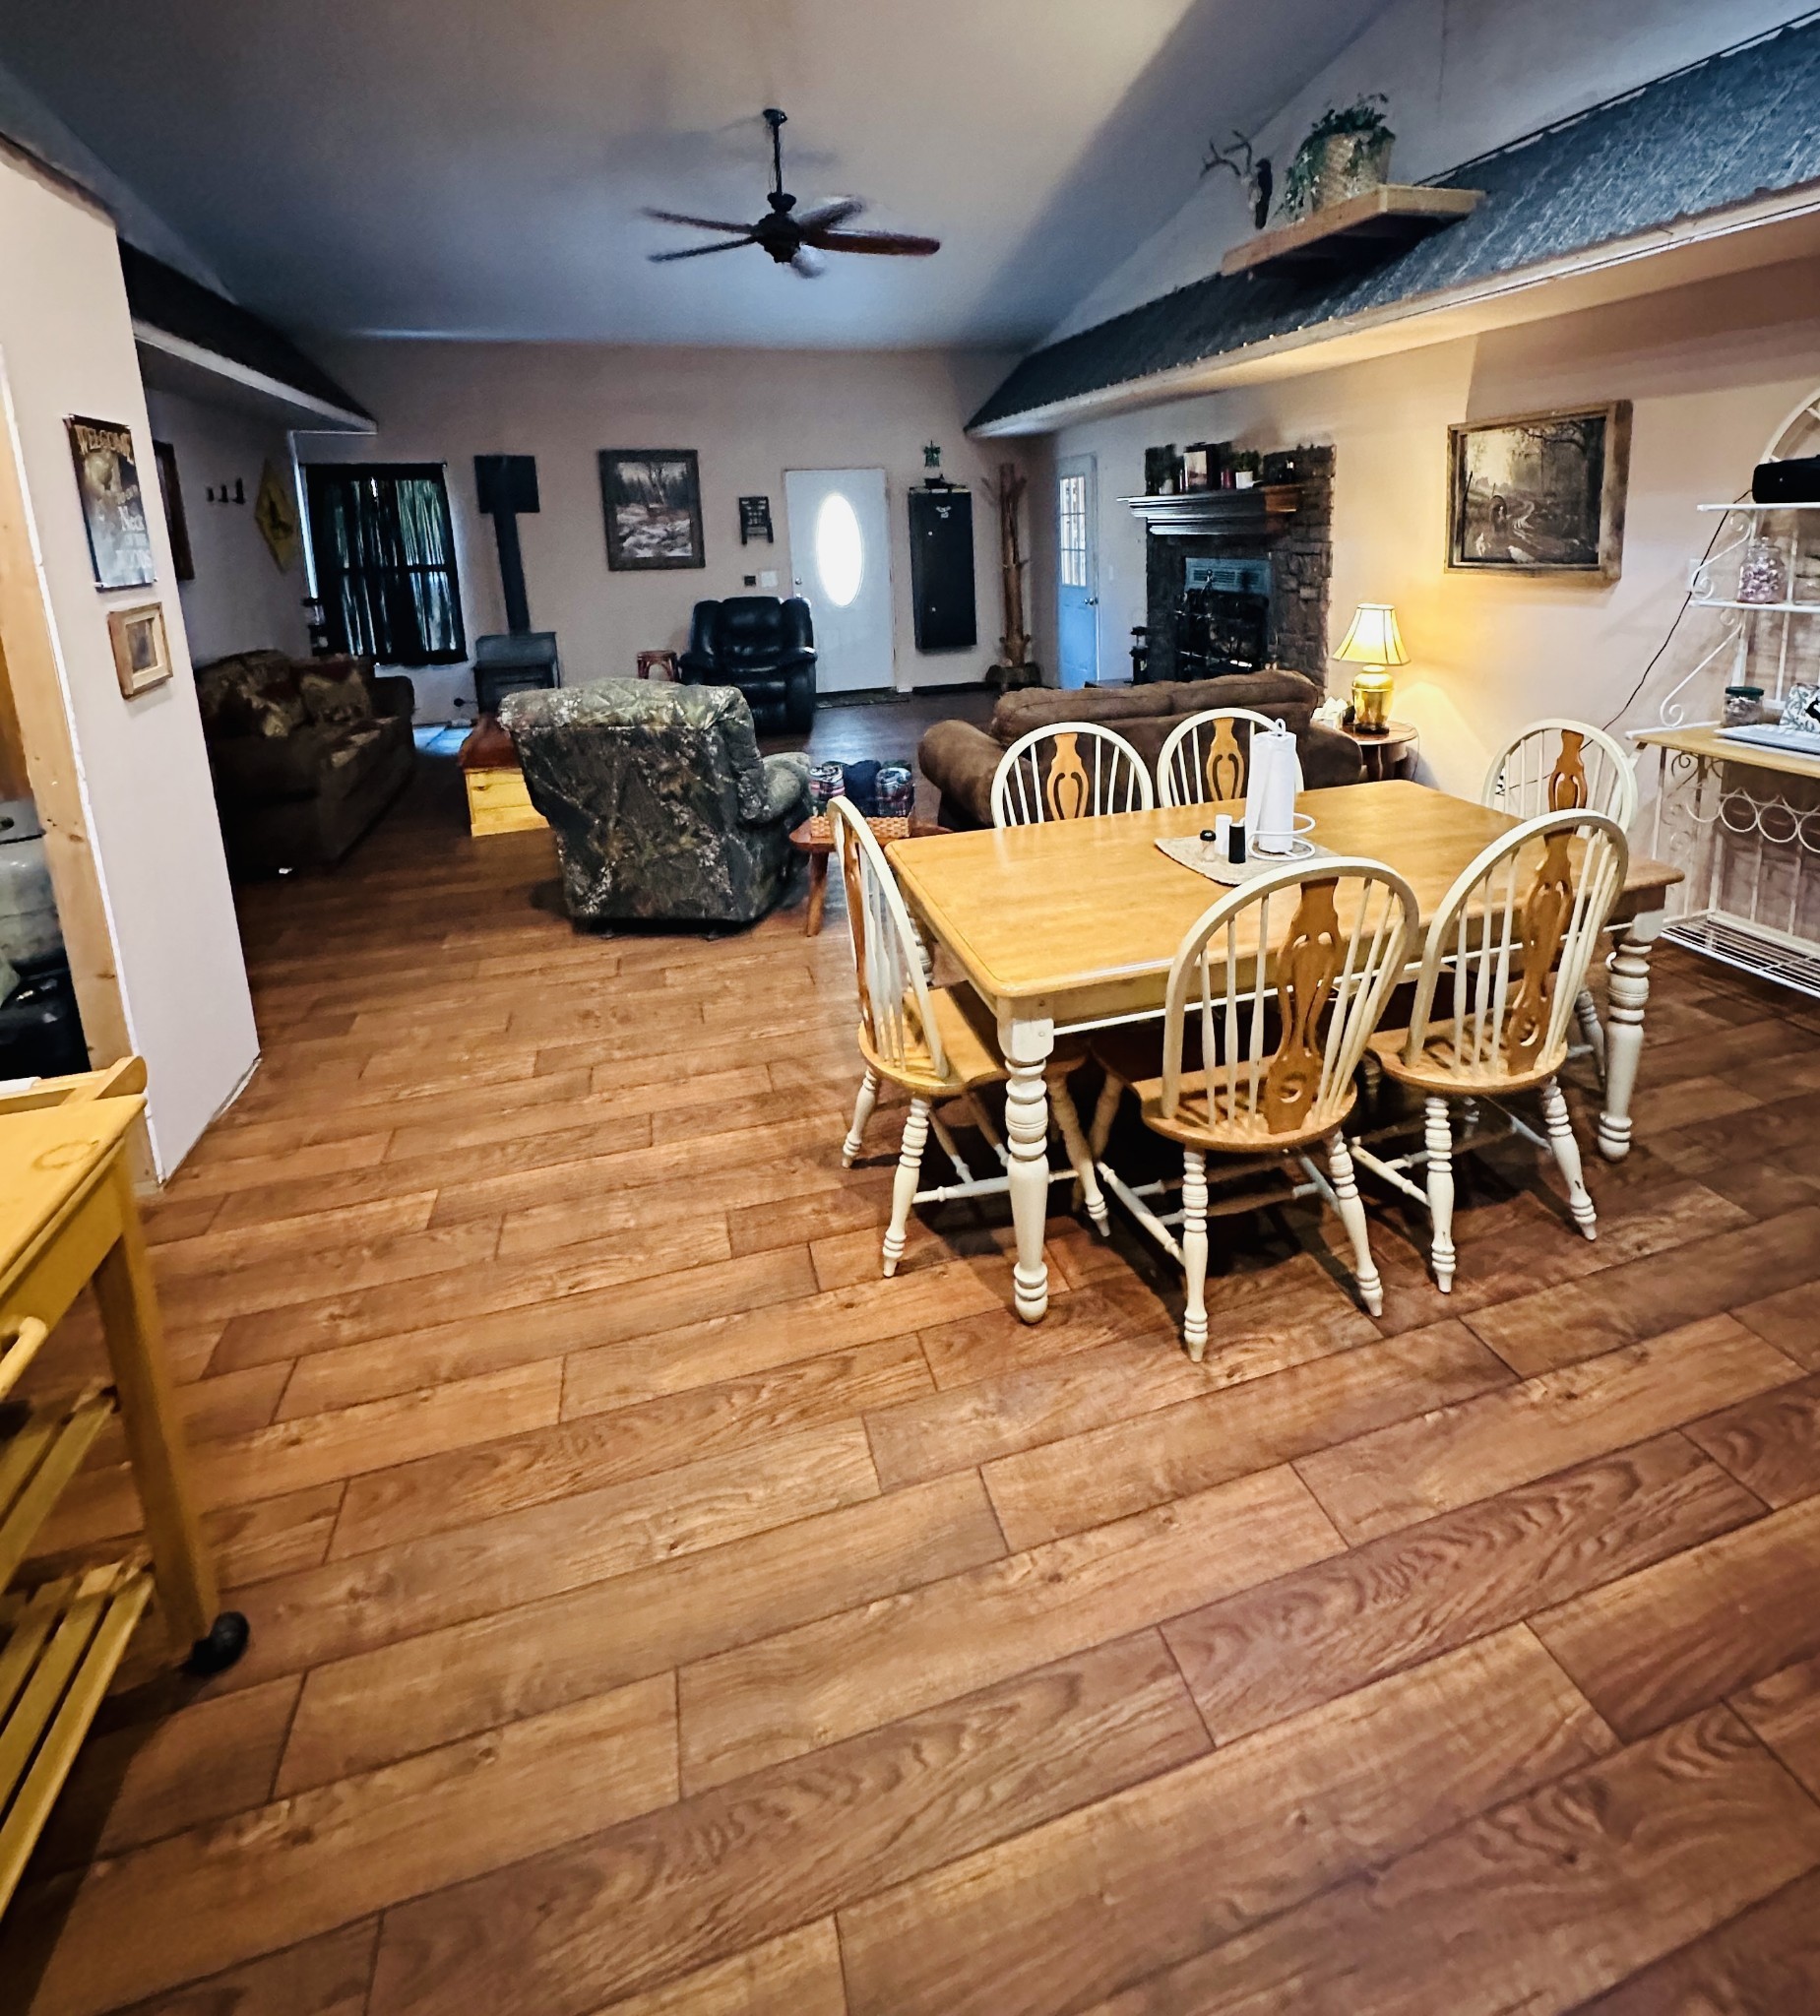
1132, 447, 1333, 686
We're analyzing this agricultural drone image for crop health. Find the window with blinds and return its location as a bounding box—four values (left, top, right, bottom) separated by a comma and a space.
304, 464, 466, 667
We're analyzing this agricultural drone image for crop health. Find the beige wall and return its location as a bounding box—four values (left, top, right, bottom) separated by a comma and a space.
303, 339, 1024, 720
0, 148, 258, 1174
1039, 257, 1820, 797
145, 388, 312, 665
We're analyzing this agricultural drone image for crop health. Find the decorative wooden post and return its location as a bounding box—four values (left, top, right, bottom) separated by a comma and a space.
989, 463, 1039, 689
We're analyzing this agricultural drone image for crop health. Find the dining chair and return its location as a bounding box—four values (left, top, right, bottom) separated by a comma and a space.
1481, 719, 1638, 1081
831, 797, 1108, 1275
1155, 707, 1278, 809
1349, 808, 1630, 1292
991, 722, 1155, 828
1088, 857, 1418, 1357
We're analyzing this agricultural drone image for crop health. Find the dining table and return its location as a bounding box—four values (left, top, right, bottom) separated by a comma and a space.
887, 778, 1682, 1325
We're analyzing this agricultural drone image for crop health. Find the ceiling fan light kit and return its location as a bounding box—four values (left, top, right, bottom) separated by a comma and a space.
645, 107, 940, 279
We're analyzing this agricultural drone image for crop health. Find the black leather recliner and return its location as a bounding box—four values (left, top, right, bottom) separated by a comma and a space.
678, 596, 817, 737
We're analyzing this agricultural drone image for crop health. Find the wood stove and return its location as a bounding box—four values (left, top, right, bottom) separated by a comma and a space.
472, 631, 560, 715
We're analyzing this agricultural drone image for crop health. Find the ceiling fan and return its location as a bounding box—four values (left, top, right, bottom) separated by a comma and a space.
644, 107, 940, 279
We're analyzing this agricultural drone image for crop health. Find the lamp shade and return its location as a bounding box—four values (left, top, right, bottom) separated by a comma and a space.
1334, 602, 1410, 667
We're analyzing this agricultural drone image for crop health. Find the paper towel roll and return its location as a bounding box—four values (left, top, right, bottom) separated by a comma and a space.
1244, 720, 1304, 855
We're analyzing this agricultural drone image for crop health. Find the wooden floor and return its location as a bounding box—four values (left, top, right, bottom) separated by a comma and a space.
9, 739, 1820, 2014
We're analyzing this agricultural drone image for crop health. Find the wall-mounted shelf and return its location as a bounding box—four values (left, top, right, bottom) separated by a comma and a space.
1221, 185, 1483, 280
1123, 484, 1301, 537
1697, 500, 1820, 513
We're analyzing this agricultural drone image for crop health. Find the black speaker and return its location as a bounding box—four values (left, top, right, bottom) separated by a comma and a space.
1752, 455, 1820, 504
474, 454, 539, 516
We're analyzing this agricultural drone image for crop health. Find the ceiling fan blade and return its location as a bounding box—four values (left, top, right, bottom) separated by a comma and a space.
802, 228, 941, 257
789, 245, 827, 279
648, 239, 752, 262
642, 208, 757, 235
792, 197, 864, 232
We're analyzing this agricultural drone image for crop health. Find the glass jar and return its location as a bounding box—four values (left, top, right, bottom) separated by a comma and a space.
1724, 685, 1765, 727
1737, 536, 1789, 605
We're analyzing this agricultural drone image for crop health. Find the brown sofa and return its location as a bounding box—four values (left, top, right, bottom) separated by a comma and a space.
194, 651, 417, 875
918, 670, 1363, 829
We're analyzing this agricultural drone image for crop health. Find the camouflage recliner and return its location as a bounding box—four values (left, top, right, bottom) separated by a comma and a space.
500, 679, 810, 927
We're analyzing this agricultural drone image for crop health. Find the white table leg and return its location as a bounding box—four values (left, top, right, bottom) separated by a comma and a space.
1000, 1007, 1055, 1323
1598, 908, 1664, 1162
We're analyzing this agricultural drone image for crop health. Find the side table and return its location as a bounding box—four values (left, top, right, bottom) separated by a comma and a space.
1336, 718, 1419, 783
789, 814, 947, 937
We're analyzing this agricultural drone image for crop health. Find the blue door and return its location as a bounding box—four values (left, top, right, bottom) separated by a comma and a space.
1056, 455, 1098, 688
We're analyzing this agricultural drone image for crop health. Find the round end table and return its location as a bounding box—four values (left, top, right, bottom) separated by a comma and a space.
789, 813, 947, 936
1335, 719, 1419, 783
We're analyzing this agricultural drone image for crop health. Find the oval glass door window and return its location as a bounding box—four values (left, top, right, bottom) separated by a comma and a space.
816, 491, 864, 607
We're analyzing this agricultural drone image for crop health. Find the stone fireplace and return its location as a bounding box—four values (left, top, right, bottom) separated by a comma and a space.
1134, 446, 1334, 686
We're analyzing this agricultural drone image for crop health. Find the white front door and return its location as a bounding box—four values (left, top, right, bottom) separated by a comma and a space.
1056, 454, 1099, 689
784, 467, 894, 693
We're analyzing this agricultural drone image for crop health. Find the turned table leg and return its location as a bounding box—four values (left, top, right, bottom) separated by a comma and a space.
804, 853, 829, 937
999, 1007, 1055, 1324
92, 1162, 243, 1670
1599, 909, 1664, 1162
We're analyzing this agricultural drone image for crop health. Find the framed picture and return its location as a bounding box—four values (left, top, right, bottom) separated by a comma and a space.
106, 601, 172, 698
598, 449, 705, 571
67, 415, 157, 590
738, 494, 774, 545
152, 439, 194, 582
1447, 403, 1631, 579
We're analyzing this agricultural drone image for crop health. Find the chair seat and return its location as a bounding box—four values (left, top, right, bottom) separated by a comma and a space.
1370, 1025, 1569, 1097
1093, 1024, 1355, 1154
863, 986, 1087, 1099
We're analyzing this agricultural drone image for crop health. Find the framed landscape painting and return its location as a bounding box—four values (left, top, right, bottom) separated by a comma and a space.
599, 449, 705, 571
1447, 402, 1631, 580
67, 415, 157, 590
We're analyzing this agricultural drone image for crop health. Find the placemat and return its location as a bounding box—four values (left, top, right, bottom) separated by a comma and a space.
1155, 834, 1331, 888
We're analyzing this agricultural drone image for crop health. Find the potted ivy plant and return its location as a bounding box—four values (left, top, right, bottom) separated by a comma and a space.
1280, 94, 1395, 220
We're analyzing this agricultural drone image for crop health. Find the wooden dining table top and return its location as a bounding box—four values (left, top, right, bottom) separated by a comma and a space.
887, 779, 1680, 1018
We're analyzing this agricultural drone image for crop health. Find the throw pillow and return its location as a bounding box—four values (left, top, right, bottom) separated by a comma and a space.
244, 675, 308, 739
299, 666, 375, 730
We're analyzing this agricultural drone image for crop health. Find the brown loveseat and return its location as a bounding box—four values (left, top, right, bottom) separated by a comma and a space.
917, 670, 1363, 830
194, 651, 416, 875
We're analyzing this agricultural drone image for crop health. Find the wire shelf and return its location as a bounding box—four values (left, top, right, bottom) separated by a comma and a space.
1662, 909, 1820, 1000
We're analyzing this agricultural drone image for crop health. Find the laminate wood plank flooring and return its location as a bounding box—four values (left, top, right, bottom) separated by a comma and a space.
9, 743, 1820, 2013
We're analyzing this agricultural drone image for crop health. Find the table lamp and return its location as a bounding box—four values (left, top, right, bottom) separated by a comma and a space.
1334, 602, 1409, 735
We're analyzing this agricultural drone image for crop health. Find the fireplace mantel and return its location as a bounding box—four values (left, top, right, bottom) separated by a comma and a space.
1122, 483, 1301, 537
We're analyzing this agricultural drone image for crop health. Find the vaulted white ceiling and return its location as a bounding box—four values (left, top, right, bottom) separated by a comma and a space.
0, 0, 1389, 348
